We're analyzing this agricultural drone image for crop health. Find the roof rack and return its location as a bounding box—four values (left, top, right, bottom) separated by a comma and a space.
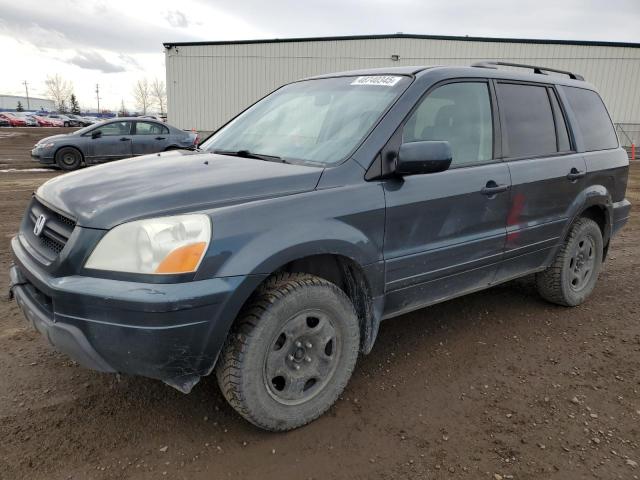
471, 61, 584, 81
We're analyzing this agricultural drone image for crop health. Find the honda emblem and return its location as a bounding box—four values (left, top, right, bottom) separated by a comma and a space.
33, 214, 47, 237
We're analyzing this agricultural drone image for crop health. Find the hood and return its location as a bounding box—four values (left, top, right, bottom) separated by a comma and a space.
36, 150, 323, 229
38, 133, 73, 144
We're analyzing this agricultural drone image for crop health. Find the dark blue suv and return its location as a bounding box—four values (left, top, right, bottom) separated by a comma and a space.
9, 62, 630, 431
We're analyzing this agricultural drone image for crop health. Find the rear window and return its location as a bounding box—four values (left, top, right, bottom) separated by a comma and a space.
497, 83, 557, 158
563, 87, 618, 151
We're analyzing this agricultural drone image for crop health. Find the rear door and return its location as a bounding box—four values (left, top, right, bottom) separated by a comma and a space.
85, 121, 134, 163
493, 81, 588, 282
132, 121, 171, 155
383, 80, 511, 317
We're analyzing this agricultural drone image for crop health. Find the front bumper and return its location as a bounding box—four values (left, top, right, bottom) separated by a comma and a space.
10, 236, 265, 392
31, 147, 55, 164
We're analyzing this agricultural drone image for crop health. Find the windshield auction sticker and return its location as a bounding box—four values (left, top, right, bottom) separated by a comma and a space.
351, 76, 402, 86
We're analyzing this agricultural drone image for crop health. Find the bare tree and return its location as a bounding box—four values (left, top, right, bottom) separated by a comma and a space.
45, 74, 73, 111
151, 78, 167, 115
133, 79, 152, 115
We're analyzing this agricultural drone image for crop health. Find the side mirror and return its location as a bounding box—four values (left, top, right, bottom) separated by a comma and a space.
91, 130, 102, 139
396, 141, 452, 176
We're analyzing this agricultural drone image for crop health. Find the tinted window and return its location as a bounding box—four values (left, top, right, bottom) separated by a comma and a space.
549, 89, 571, 152
563, 87, 618, 151
498, 83, 557, 158
136, 121, 169, 135
403, 82, 493, 166
93, 121, 132, 136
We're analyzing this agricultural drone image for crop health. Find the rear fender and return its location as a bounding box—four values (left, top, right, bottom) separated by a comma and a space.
544, 185, 612, 266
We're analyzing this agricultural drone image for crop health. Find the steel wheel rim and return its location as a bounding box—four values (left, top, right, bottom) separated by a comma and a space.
61, 152, 77, 166
263, 309, 341, 406
568, 234, 596, 292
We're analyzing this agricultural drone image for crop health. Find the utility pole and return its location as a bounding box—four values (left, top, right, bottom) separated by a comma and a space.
22, 81, 30, 110
95, 83, 100, 114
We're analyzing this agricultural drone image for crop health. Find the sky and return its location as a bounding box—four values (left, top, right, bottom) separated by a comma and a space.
0, 0, 638, 112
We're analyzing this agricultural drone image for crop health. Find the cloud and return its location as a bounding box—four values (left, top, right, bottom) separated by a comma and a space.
0, 2, 200, 53
165, 10, 189, 28
68, 50, 125, 73
200, 0, 640, 43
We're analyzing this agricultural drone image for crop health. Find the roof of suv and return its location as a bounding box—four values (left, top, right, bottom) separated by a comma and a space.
306, 64, 593, 89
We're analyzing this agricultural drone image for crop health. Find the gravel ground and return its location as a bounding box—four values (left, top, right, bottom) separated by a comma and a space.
1, 128, 639, 480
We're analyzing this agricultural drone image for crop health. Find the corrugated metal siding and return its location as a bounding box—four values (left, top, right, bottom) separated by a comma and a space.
0, 95, 55, 111
165, 38, 640, 131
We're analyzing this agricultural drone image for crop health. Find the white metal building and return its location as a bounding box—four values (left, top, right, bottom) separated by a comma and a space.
164, 34, 640, 135
0, 94, 55, 112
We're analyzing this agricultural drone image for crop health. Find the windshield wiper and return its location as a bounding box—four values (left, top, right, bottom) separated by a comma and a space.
211, 149, 288, 163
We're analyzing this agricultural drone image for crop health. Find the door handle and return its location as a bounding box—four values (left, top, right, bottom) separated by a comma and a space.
481, 181, 509, 196
120, 137, 131, 141
155, 137, 166, 140
567, 168, 586, 181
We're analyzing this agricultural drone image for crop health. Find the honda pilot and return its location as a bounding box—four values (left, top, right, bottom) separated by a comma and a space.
9, 62, 631, 431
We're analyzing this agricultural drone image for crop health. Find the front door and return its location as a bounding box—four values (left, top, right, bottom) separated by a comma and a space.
383, 80, 511, 318
87, 120, 133, 163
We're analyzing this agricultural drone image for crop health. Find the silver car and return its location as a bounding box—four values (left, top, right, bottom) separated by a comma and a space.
31, 118, 199, 170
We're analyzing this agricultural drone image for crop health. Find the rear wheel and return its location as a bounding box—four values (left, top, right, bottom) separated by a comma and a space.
216, 273, 360, 431
55, 147, 82, 171
536, 217, 603, 306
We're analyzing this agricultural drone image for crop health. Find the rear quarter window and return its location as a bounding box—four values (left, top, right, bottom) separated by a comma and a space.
563, 87, 618, 151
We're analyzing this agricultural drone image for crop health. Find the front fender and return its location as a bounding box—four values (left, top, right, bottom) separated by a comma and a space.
195, 184, 386, 281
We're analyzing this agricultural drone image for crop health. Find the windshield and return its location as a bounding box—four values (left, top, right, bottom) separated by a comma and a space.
201, 75, 410, 165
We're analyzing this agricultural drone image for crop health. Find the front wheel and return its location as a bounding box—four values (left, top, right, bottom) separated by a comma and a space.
55, 147, 82, 171
216, 273, 360, 431
536, 217, 603, 306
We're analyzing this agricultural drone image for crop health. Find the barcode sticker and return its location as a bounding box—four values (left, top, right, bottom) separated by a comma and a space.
350, 76, 402, 86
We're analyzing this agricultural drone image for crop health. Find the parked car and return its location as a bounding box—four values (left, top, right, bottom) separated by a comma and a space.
65, 114, 93, 127
139, 115, 166, 122
0, 112, 27, 126
25, 115, 40, 127
13, 112, 38, 127
30, 118, 198, 170
32, 115, 58, 127
9, 63, 631, 431
0, 116, 9, 127
45, 113, 83, 127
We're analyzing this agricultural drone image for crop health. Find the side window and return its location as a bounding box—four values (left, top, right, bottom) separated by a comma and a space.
549, 89, 571, 152
94, 121, 132, 136
563, 87, 618, 151
136, 121, 169, 135
497, 83, 557, 158
402, 82, 493, 166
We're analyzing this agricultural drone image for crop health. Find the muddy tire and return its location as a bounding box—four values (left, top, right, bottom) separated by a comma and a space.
55, 147, 82, 171
536, 218, 603, 306
216, 272, 360, 431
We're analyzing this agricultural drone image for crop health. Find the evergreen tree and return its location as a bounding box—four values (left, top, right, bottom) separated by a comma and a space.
16, 101, 24, 112
69, 94, 81, 115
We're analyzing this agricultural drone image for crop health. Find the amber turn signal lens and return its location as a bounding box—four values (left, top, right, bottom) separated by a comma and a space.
154, 242, 207, 274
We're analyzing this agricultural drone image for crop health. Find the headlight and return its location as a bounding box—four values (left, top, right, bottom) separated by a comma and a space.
39, 142, 55, 148
85, 214, 211, 274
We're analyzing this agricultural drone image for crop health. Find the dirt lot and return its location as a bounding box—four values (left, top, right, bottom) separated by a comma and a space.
1, 128, 639, 480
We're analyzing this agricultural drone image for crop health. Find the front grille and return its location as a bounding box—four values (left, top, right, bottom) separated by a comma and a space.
24, 198, 76, 262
